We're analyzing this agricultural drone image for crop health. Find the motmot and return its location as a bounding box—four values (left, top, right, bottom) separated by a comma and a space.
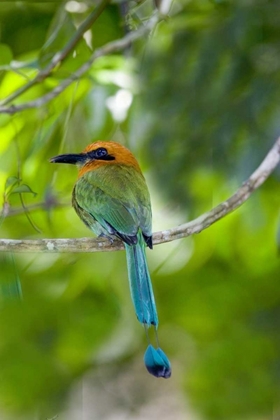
50, 141, 171, 378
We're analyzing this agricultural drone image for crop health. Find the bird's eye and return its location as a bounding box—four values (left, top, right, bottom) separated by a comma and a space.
94, 147, 108, 158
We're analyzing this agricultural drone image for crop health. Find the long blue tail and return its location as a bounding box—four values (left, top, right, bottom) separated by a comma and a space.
0, 277, 22, 301
124, 234, 172, 379
124, 234, 158, 327
0, 256, 22, 303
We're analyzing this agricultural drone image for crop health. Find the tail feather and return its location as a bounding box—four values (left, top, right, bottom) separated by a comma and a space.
125, 234, 158, 327
0, 277, 22, 301
0, 256, 22, 302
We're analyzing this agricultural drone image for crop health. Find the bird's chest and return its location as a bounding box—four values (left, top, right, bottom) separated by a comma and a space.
72, 165, 151, 238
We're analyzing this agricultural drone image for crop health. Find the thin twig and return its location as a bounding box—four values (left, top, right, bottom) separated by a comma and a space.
0, 13, 159, 115
1, 137, 279, 253
5, 201, 67, 217
0, 0, 111, 107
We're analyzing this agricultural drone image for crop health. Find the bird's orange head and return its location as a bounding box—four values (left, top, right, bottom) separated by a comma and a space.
50, 141, 142, 177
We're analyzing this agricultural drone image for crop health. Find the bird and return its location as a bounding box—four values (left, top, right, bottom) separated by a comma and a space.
50, 141, 171, 378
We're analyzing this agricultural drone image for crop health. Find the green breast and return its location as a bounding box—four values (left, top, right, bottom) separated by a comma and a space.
72, 164, 152, 239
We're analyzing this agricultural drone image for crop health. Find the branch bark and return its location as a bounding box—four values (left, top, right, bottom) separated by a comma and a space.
1, 137, 279, 253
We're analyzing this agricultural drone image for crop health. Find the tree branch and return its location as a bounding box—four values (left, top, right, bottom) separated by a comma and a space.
1, 137, 279, 253
0, 13, 159, 115
0, 0, 111, 108
4, 201, 67, 217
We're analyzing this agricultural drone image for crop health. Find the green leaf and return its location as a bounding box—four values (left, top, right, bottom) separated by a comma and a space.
39, 6, 77, 68
0, 43, 13, 66
11, 184, 37, 197
39, 4, 91, 75
4, 176, 20, 192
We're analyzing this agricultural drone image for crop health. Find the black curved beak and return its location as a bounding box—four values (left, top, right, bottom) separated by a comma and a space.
49, 153, 88, 165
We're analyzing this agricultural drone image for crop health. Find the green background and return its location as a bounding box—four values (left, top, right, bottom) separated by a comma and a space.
0, 0, 280, 418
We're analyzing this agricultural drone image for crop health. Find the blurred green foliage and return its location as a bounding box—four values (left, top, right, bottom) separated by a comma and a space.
0, 0, 280, 419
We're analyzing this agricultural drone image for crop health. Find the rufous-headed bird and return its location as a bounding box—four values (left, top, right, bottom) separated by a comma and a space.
50, 141, 171, 378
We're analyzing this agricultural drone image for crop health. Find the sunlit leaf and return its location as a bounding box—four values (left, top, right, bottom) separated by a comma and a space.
11, 184, 37, 197
4, 176, 20, 192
